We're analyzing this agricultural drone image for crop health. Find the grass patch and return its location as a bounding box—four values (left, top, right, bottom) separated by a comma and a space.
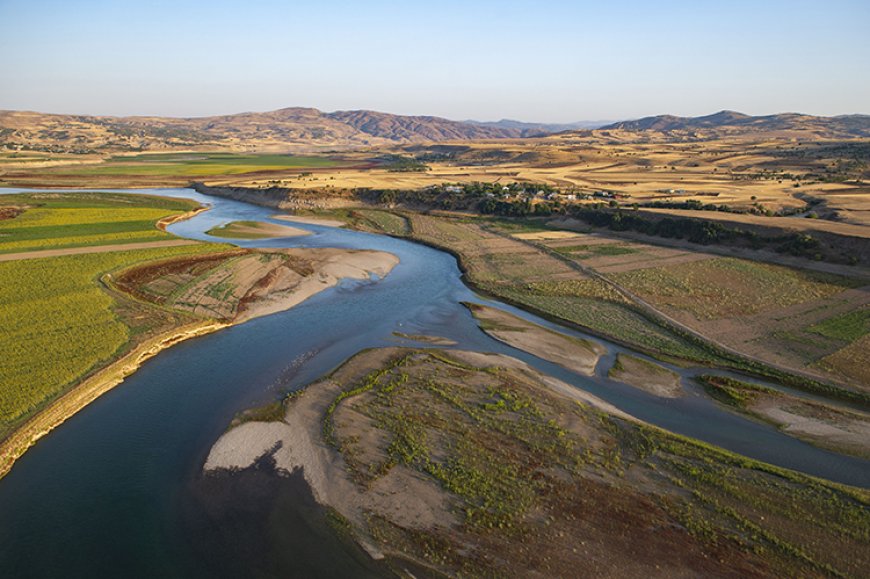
807, 308, 870, 343
555, 243, 638, 257
696, 375, 776, 408
352, 210, 409, 236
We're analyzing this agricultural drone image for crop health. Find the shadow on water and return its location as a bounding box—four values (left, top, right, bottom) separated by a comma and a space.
180, 452, 388, 579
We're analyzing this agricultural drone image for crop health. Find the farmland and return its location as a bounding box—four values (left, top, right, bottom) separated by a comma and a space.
61, 153, 340, 176
610, 257, 861, 320
401, 212, 726, 363
0, 192, 398, 470
0, 192, 232, 436
0, 243, 226, 433
0, 192, 200, 253
520, 226, 870, 389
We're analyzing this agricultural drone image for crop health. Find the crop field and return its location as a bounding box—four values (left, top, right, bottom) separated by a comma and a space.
405, 213, 722, 363
610, 257, 861, 320
0, 243, 225, 432
53, 153, 340, 177
0, 192, 199, 253
552, 243, 638, 257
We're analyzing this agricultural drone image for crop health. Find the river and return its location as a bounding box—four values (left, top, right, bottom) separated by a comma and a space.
0, 187, 867, 578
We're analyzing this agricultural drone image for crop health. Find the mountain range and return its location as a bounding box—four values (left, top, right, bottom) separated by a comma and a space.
1, 108, 867, 154
0, 107, 526, 153
464, 119, 613, 135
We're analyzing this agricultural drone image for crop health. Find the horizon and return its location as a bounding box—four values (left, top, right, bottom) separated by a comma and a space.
2, 105, 868, 126
2, 0, 869, 122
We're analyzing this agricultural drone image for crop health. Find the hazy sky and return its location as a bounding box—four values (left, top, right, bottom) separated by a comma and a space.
1, 0, 868, 122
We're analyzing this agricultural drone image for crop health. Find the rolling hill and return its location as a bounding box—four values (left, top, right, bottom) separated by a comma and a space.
0, 107, 527, 154
601, 110, 870, 138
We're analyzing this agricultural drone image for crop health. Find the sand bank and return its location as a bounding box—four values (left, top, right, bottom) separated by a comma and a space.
272, 214, 347, 228
465, 303, 605, 375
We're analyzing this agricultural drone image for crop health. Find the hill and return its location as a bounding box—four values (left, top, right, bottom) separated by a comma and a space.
464, 118, 613, 135
0, 107, 525, 154
601, 110, 870, 138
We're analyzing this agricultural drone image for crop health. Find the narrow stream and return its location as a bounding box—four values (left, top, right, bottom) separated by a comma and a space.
0, 187, 867, 578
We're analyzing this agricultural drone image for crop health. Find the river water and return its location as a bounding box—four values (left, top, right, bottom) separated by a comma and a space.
0, 187, 867, 578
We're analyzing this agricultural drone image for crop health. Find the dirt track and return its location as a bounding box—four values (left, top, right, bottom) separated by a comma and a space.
0, 239, 199, 262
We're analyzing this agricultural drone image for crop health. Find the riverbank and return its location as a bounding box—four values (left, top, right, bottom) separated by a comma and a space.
0, 319, 228, 479
205, 347, 870, 578
0, 189, 399, 480
0, 246, 398, 480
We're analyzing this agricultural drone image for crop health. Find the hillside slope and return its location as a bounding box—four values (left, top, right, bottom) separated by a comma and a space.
601, 110, 870, 138
0, 107, 523, 153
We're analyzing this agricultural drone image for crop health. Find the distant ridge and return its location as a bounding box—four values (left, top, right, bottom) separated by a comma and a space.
464, 119, 614, 135
601, 110, 870, 137
0, 107, 529, 153
2, 107, 869, 154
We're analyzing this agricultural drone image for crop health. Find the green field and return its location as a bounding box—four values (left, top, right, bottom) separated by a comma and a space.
0, 243, 224, 431
555, 243, 638, 257
0, 192, 229, 435
0, 192, 198, 253
808, 308, 870, 342
56, 153, 339, 177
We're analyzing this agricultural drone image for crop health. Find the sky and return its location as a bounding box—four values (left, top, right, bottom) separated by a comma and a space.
1, 0, 868, 122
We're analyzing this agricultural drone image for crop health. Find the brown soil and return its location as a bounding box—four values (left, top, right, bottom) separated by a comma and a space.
0, 206, 25, 220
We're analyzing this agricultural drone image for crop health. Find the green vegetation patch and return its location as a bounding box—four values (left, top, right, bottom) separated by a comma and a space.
60, 153, 339, 177
696, 375, 775, 408
0, 192, 198, 253
352, 210, 409, 236
807, 308, 870, 343
0, 243, 223, 430
555, 243, 638, 257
